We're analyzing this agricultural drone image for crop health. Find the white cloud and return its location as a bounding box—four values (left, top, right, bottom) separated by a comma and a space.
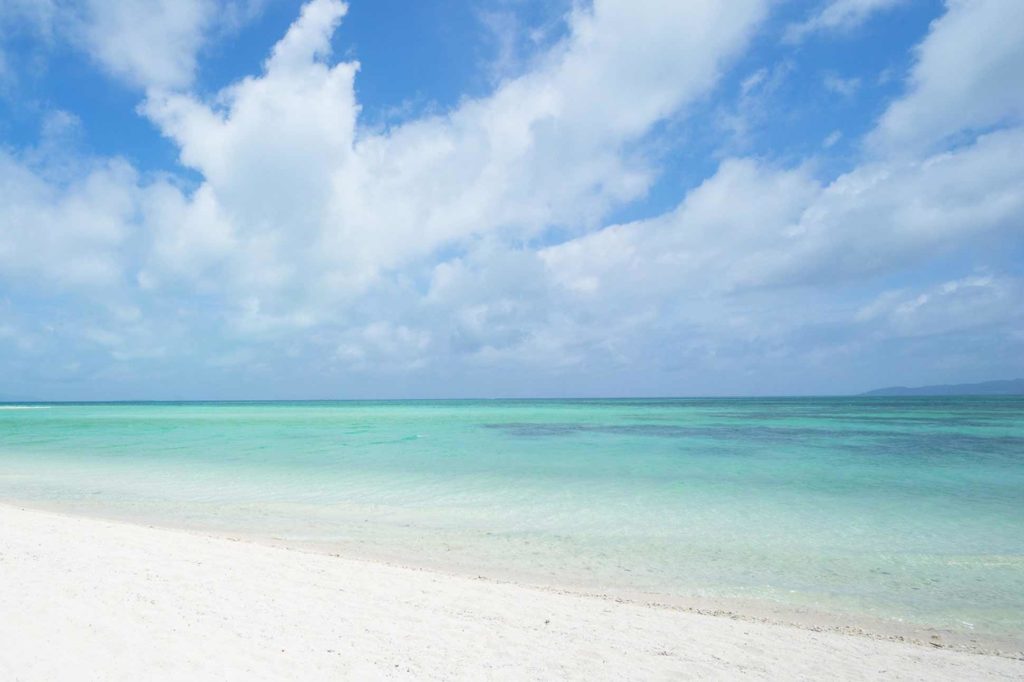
0, 0, 58, 38
785, 0, 907, 42
822, 73, 860, 97
0, 150, 140, 289
500, 0, 1024, 387
138, 0, 768, 324
871, 0, 1024, 153
856, 275, 1023, 338
718, 61, 793, 150
475, 1, 572, 86
1, 0, 1022, 395
543, 126, 1024, 302
335, 321, 431, 371
0, 0, 266, 91
541, 158, 819, 297
72, 0, 215, 90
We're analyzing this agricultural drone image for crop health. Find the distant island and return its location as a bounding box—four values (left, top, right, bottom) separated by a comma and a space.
862, 379, 1024, 396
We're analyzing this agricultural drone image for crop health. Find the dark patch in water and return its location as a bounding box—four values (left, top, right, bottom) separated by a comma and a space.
482, 422, 834, 440
482, 423, 596, 438
480, 423, 1024, 461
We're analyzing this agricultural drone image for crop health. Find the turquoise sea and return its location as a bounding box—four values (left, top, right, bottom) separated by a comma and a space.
1, 398, 1022, 646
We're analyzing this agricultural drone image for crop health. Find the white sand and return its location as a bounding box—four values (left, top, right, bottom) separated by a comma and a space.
1, 505, 1021, 681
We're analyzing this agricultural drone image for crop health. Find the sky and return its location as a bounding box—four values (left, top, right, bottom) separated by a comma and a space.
0, 0, 1022, 400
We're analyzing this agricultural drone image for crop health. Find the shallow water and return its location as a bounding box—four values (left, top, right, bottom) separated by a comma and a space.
1, 397, 1022, 643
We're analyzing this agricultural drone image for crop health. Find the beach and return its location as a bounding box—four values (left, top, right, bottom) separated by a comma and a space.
0, 504, 1020, 680
2, 399, 1024, 650
3, 0, 1022, 676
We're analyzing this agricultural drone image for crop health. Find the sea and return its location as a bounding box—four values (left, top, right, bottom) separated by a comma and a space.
1, 397, 1022, 648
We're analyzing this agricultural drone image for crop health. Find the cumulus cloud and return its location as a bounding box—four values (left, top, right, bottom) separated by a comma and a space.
0, 0, 265, 91
523, 0, 1024, 388
0, 0, 1022, 396
870, 0, 1024, 153
71, 0, 215, 90
545, 126, 1024, 301
137, 0, 767, 324
524, 130, 1023, 390
0, 150, 140, 289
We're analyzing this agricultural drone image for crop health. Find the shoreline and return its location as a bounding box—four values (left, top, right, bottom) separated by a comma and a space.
2, 503, 1022, 680
238, 535, 1024, 658
3, 498, 1022, 659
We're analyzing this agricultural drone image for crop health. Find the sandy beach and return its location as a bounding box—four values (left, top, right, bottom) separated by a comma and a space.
0, 504, 1020, 680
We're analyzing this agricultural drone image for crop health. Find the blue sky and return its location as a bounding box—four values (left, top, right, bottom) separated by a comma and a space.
0, 0, 1022, 399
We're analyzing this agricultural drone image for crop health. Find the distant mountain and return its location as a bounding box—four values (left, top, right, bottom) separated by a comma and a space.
862, 379, 1024, 396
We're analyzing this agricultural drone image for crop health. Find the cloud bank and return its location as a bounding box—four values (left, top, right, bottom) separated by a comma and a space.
0, 0, 1021, 398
